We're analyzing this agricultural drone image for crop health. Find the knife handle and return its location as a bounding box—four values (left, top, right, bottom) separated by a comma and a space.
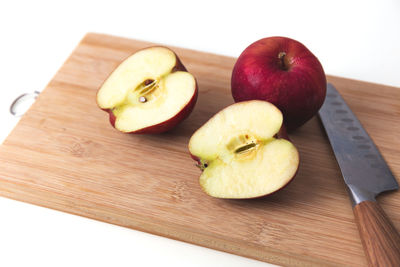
353, 200, 400, 266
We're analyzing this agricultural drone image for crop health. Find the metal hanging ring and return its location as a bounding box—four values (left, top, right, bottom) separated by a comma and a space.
9, 91, 40, 117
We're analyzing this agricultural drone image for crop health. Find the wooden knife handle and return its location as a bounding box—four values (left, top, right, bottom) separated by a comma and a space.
353, 200, 400, 266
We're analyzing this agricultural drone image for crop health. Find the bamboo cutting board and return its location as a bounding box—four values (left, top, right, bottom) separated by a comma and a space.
0, 33, 399, 266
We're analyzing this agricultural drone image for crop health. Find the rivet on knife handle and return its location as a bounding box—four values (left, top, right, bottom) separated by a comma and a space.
318, 83, 400, 266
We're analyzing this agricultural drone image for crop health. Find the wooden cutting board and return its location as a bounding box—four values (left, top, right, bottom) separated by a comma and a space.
0, 33, 399, 266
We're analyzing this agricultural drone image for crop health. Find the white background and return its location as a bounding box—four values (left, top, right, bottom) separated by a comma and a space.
0, 1, 399, 266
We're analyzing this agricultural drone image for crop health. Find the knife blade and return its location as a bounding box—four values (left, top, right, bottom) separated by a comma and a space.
319, 83, 398, 205
319, 83, 400, 266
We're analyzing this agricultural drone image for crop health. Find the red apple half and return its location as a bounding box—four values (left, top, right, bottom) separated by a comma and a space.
188, 100, 299, 199
231, 36, 326, 131
97, 46, 198, 133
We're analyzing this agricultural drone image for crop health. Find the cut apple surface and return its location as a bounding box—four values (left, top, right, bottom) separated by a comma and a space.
97, 46, 197, 133
189, 100, 299, 199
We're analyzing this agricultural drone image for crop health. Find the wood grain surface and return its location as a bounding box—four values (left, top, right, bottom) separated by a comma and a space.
354, 201, 400, 266
0, 33, 399, 266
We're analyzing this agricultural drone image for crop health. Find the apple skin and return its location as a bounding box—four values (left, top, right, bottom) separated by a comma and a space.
97, 47, 198, 134
231, 36, 326, 131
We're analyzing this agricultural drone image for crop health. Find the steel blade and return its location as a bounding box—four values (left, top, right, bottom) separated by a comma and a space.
318, 83, 398, 205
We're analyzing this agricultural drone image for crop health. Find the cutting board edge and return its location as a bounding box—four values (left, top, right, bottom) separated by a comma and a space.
84, 32, 400, 91
0, 177, 332, 267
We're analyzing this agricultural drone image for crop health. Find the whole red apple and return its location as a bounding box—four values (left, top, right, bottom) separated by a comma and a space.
231, 37, 326, 131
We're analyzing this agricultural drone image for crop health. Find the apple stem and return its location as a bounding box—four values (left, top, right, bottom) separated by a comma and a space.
195, 162, 208, 171
278, 52, 289, 71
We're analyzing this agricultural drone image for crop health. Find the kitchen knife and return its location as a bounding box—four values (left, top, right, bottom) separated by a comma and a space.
318, 83, 400, 266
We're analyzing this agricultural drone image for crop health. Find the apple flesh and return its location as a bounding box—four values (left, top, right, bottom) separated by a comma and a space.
189, 100, 299, 199
97, 46, 197, 133
231, 36, 326, 131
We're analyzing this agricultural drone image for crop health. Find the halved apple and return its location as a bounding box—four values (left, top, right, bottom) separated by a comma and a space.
97, 46, 198, 133
188, 100, 299, 199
